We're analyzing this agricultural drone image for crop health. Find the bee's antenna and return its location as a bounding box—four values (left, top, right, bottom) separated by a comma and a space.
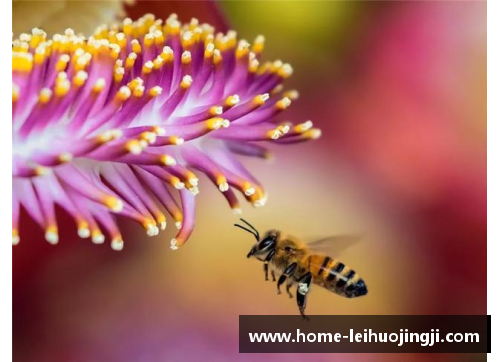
234, 224, 259, 241
239, 218, 260, 240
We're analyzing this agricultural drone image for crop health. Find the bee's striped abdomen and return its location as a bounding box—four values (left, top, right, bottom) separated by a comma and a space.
307, 254, 368, 298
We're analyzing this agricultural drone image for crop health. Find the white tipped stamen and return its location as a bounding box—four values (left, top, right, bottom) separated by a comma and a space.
183, 31, 193, 42
189, 186, 200, 196
175, 221, 182, 229
92, 234, 105, 244
111, 199, 124, 213
182, 75, 193, 87
233, 208, 243, 215
218, 182, 229, 192
111, 239, 124, 251
300, 120, 313, 131
155, 127, 166, 136
118, 86, 131, 99
160, 221, 167, 230
161, 155, 177, 166
281, 97, 291, 108
182, 51, 191, 61
253, 199, 266, 207
174, 181, 185, 189
170, 238, 178, 250
142, 132, 157, 144
12, 235, 20, 245
146, 224, 157, 236
309, 129, 322, 139
221, 119, 230, 128
244, 187, 256, 196
78, 227, 90, 238
45, 231, 59, 245
163, 46, 173, 56
59, 152, 73, 162
281, 63, 293, 77
229, 95, 240, 105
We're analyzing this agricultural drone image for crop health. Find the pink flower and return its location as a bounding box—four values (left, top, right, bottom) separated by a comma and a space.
12, 14, 320, 250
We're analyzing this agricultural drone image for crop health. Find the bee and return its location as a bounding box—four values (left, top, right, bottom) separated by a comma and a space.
235, 219, 368, 320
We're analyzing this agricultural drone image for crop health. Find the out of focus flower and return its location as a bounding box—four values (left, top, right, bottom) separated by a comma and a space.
13, 0, 131, 37
12, 14, 320, 250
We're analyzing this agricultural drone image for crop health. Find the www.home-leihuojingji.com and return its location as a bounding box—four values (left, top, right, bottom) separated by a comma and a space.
248, 329, 479, 347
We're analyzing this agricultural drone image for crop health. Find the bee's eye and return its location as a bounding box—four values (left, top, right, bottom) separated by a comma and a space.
259, 237, 275, 250
284, 246, 293, 253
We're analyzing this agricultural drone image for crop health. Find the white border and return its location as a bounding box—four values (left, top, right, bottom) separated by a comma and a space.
487, 0, 497, 358
2, 0, 13, 360
4, 1, 493, 360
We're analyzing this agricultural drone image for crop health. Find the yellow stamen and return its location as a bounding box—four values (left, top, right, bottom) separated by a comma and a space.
181, 51, 192, 65
149, 86, 163, 97
252, 35, 265, 54
304, 128, 322, 139
253, 93, 269, 106
58, 152, 73, 163
161, 46, 174, 62
92, 78, 106, 93
180, 75, 193, 89
12, 84, 20, 103
236, 40, 250, 59
216, 174, 229, 192
209, 106, 223, 116
125, 140, 143, 155
103, 196, 124, 212
225, 95, 240, 107
278, 63, 294, 78
12, 229, 20, 245
206, 117, 224, 130
45, 225, 59, 245
275, 97, 291, 110
160, 155, 177, 166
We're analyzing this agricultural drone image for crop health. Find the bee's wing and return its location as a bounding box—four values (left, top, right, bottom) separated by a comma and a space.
306, 235, 362, 255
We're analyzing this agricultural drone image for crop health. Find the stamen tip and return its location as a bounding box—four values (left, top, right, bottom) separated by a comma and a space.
92, 234, 105, 244
111, 238, 124, 251
78, 227, 90, 238
45, 231, 59, 245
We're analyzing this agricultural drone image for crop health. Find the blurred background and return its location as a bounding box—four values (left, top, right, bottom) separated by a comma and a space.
13, 1, 486, 361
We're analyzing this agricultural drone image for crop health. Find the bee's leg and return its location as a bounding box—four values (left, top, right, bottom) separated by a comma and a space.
286, 281, 294, 299
263, 249, 275, 281
296, 272, 312, 321
271, 270, 276, 282
277, 262, 297, 295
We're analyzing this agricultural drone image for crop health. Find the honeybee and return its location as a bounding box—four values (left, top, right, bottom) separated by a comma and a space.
235, 219, 368, 320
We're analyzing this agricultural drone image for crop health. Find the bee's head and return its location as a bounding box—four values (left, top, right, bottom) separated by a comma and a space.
247, 229, 280, 260
234, 219, 279, 261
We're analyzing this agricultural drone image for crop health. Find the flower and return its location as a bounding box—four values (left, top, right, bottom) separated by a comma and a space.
12, 14, 321, 250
